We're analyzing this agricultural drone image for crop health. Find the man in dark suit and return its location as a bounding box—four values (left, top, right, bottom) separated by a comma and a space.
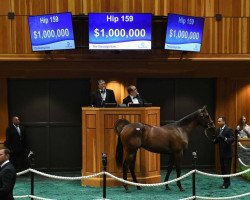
0, 148, 16, 200
122, 85, 146, 106
213, 116, 234, 189
4, 116, 28, 172
91, 80, 117, 107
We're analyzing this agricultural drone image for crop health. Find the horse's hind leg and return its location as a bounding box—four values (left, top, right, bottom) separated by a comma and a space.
129, 152, 141, 190
164, 154, 174, 190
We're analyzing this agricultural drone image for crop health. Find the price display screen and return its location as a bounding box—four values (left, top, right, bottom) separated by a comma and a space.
28, 12, 75, 51
89, 13, 152, 50
165, 13, 205, 52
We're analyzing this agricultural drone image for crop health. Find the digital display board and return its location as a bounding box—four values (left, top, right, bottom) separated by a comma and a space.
165, 13, 205, 52
28, 12, 75, 51
89, 13, 152, 50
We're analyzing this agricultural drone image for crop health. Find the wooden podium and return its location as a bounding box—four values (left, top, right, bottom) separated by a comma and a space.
81, 107, 161, 187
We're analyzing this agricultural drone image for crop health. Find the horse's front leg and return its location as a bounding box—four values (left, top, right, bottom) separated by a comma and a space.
122, 160, 129, 192
164, 154, 174, 190
129, 152, 141, 190
175, 152, 184, 192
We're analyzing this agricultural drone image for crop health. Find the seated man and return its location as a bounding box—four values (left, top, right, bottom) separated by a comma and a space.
122, 85, 146, 106
91, 79, 117, 107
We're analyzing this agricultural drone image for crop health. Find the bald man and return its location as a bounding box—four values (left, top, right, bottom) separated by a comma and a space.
4, 116, 28, 172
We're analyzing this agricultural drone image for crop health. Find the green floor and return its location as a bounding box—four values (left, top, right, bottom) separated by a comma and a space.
14, 170, 250, 200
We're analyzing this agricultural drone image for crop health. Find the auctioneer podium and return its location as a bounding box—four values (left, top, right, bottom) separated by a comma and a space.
81, 107, 161, 186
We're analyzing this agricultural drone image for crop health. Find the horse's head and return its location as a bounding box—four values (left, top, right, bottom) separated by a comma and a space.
198, 106, 215, 129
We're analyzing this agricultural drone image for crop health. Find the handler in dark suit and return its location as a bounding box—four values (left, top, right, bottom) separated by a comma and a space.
213, 116, 234, 189
4, 116, 28, 172
91, 80, 117, 107
122, 85, 146, 106
0, 148, 16, 200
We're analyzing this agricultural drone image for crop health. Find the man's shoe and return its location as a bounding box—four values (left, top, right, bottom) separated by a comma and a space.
220, 185, 229, 189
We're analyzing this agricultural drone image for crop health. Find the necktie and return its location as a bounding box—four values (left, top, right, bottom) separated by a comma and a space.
16, 126, 21, 136
220, 128, 223, 134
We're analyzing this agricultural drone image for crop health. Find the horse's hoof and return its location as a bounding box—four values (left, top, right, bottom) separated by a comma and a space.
137, 186, 142, 190
179, 187, 185, 192
124, 185, 129, 192
165, 185, 171, 190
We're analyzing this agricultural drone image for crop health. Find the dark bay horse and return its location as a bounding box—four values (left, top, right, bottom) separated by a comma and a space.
114, 106, 215, 191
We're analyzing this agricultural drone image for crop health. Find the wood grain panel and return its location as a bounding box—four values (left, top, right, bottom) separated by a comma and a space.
239, 18, 250, 53
148, 152, 157, 171
219, 0, 250, 17
104, 128, 117, 172
86, 114, 96, 128
86, 128, 97, 172
215, 78, 237, 173
218, 18, 250, 54
0, 0, 11, 15
187, 0, 218, 17
0, 78, 8, 142
201, 18, 218, 53
12, 0, 50, 15
169, 0, 183, 15
236, 81, 250, 122
12, 16, 32, 53
104, 114, 115, 129
0, 16, 12, 53
241, 0, 250, 16
50, 0, 83, 15
216, 78, 237, 127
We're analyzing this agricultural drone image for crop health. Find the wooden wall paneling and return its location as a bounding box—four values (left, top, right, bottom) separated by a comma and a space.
232, 18, 240, 54
186, 0, 218, 17
120, 0, 130, 13
0, 0, 11, 15
143, 0, 155, 14
82, 0, 108, 13
218, 0, 233, 17
12, 0, 50, 15
239, 18, 250, 53
216, 78, 237, 127
241, 0, 250, 17
186, 0, 196, 16
206, 0, 219, 17
215, 78, 237, 172
12, 16, 32, 53
219, 0, 250, 17
169, 0, 183, 15
217, 18, 240, 54
201, 18, 218, 53
50, 0, 83, 15
0, 16, 13, 53
236, 81, 250, 122
0, 78, 8, 142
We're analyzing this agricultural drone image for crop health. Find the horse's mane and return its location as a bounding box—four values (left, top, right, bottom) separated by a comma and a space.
139, 109, 202, 128
176, 109, 200, 126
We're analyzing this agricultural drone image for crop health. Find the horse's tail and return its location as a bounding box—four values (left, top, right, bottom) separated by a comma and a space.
114, 119, 130, 168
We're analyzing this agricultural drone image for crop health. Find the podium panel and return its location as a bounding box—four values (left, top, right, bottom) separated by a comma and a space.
82, 107, 161, 186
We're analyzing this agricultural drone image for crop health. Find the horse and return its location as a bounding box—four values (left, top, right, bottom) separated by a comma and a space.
114, 106, 215, 192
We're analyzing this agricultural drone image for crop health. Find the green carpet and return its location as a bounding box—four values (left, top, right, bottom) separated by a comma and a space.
14, 170, 250, 200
